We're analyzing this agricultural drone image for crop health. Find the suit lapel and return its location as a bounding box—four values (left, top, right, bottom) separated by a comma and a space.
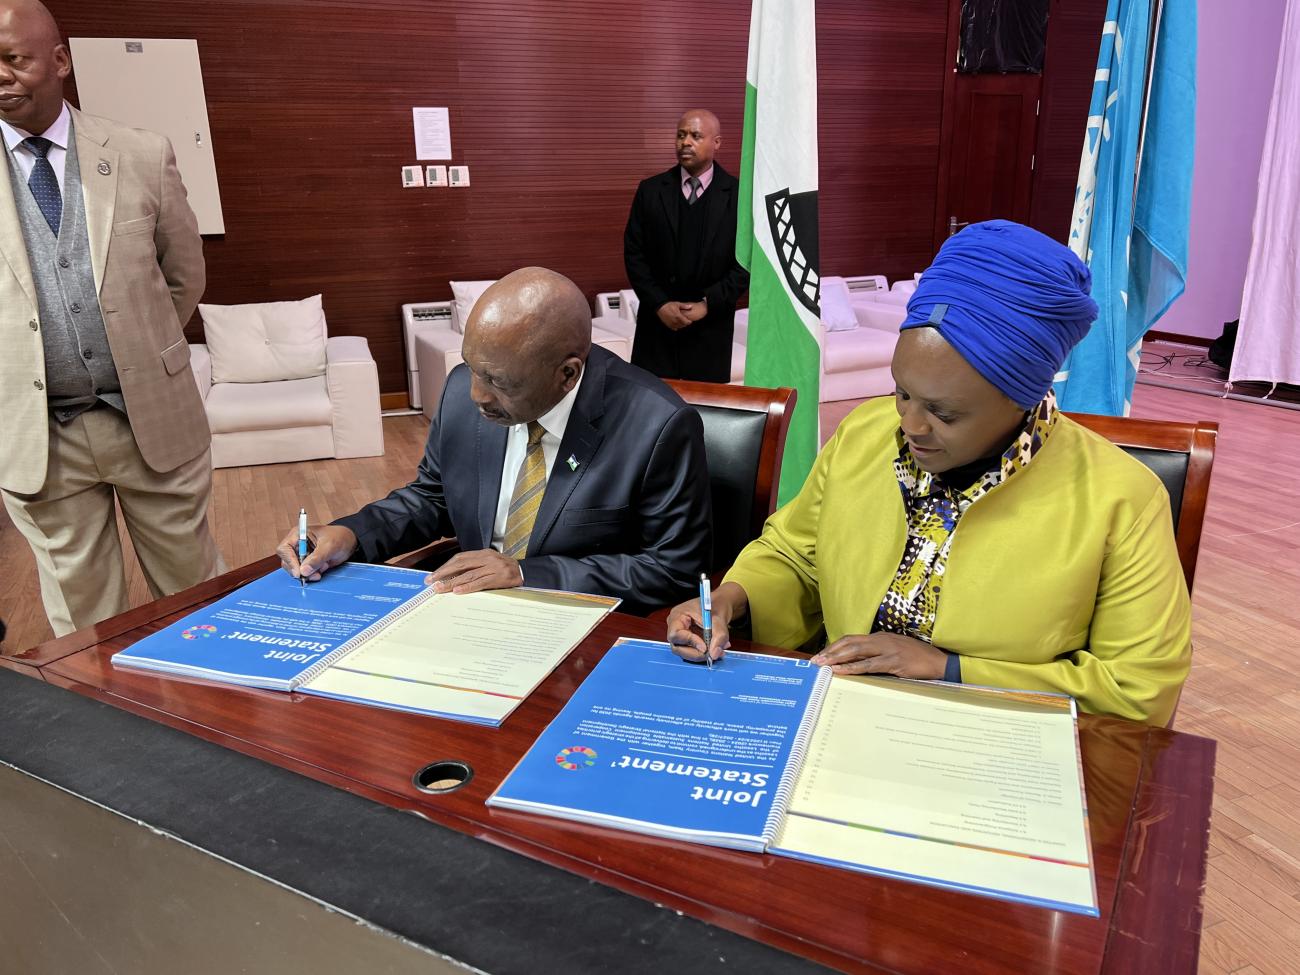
657, 167, 680, 243
476, 415, 509, 548
0, 139, 37, 308
528, 355, 608, 554
72, 110, 118, 296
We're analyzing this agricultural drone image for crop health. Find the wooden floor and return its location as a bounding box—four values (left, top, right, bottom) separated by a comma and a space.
2, 385, 1298, 974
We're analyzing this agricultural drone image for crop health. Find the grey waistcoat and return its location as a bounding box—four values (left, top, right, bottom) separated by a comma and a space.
5, 123, 124, 421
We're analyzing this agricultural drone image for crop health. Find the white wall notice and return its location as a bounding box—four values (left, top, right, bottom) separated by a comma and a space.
413, 107, 452, 160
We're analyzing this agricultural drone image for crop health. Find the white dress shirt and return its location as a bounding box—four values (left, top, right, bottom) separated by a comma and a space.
1, 101, 72, 193
490, 368, 585, 552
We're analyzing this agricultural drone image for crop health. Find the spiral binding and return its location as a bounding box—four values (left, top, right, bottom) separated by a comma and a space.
761, 665, 834, 847
293, 583, 442, 689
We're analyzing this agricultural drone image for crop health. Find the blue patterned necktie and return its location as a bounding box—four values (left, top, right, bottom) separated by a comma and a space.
22, 136, 61, 236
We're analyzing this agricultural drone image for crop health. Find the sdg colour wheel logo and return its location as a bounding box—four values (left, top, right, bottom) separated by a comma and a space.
180, 624, 218, 640
554, 746, 597, 770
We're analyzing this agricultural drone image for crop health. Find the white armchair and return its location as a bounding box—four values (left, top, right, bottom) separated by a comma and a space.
191, 295, 383, 468
732, 276, 905, 402
819, 302, 903, 402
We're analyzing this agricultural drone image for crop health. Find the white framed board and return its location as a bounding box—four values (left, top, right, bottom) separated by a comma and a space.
69, 37, 225, 234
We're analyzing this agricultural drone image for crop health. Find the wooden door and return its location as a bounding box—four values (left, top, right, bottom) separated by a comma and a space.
935, 71, 1043, 249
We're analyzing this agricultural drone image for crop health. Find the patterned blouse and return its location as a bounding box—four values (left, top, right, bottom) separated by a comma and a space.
873, 393, 1059, 646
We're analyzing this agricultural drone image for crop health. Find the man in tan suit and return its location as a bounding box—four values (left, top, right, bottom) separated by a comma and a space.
0, 0, 223, 636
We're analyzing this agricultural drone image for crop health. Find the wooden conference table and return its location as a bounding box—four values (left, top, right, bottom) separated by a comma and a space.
4, 557, 1215, 975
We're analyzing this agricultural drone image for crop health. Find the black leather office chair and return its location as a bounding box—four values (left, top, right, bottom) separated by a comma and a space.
1067, 413, 1218, 591
665, 381, 796, 575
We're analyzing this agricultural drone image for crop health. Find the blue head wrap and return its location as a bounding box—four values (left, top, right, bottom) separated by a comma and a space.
900, 220, 1099, 409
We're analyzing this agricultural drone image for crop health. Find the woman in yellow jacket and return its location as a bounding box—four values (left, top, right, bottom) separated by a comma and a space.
667, 220, 1190, 726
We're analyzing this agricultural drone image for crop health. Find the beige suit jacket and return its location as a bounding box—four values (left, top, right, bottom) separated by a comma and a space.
0, 107, 209, 495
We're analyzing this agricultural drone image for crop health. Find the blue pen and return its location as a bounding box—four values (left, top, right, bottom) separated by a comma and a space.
298, 507, 308, 588
699, 572, 713, 669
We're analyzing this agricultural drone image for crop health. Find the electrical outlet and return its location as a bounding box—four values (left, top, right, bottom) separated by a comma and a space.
425, 165, 448, 187
401, 165, 424, 187
449, 165, 470, 187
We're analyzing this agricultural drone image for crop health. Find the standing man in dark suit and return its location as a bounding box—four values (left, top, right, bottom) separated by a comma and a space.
624, 109, 749, 383
278, 267, 712, 615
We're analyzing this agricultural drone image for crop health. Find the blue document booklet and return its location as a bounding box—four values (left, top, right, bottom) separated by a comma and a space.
766, 676, 1099, 916
111, 563, 431, 690
487, 639, 832, 851
489, 642, 1098, 915
111, 565, 621, 726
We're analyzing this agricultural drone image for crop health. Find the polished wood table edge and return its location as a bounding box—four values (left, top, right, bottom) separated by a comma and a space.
2, 556, 281, 669
29, 558, 1217, 975
40, 669, 880, 975
3, 668, 837, 975
41, 654, 1213, 975
0, 655, 43, 679
1103, 726, 1216, 975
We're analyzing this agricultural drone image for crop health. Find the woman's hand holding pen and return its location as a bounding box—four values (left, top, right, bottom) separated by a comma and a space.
667, 581, 748, 664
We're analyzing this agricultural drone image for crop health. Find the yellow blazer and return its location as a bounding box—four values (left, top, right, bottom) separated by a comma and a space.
725, 398, 1191, 725
0, 108, 208, 495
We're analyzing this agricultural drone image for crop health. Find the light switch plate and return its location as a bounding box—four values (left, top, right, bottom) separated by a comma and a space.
401, 165, 424, 187
449, 165, 470, 187
425, 165, 448, 187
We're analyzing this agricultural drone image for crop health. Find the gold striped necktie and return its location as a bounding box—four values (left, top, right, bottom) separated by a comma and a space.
502, 421, 548, 558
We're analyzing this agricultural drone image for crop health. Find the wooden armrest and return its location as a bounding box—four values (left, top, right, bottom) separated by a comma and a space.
390, 538, 462, 573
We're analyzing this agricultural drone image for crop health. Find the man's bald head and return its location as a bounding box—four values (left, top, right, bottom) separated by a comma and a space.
0, 0, 59, 37
675, 109, 722, 177
678, 109, 720, 136
0, 0, 70, 134
461, 268, 593, 426
470, 267, 592, 361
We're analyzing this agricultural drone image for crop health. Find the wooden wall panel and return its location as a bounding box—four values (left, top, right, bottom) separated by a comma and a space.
55, 1, 751, 394
51, 1, 1083, 394
1031, 0, 1109, 242
817, 0, 951, 282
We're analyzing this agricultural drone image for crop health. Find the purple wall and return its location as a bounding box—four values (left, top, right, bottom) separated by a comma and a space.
1158, 0, 1287, 340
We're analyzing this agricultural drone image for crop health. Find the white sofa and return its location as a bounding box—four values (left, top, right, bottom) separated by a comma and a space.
600, 272, 916, 398
191, 336, 383, 469
849, 275, 919, 307
189, 294, 383, 468
821, 301, 905, 401
731, 302, 902, 402
729, 280, 906, 402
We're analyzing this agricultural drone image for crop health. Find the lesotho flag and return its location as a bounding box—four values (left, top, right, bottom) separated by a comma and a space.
738, 0, 821, 506
1056, 0, 1196, 415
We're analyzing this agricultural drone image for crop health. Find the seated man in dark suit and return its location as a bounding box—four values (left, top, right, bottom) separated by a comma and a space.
278, 267, 712, 614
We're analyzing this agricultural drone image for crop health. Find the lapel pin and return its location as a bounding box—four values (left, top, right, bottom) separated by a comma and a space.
567, 455, 579, 471
97, 160, 111, 176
